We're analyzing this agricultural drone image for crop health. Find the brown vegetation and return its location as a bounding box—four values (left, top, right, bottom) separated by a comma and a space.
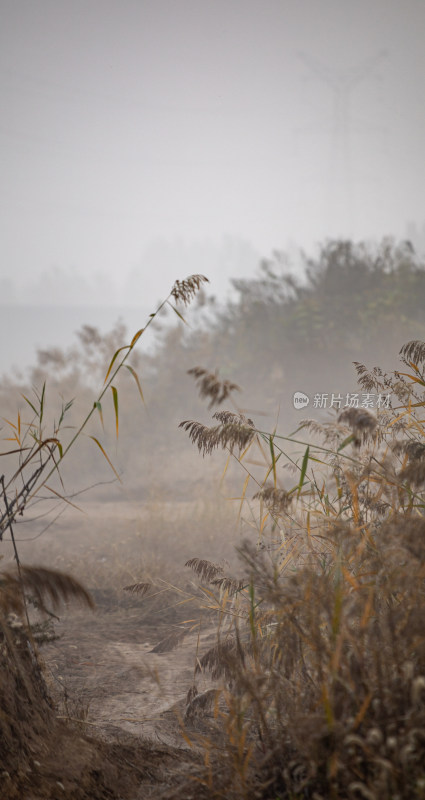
1, 250, 425, 798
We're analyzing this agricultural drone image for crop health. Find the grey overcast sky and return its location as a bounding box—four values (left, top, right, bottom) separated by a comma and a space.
1, 0, 425, 307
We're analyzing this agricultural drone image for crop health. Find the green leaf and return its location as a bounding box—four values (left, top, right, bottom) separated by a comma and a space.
269, 434, 277, 487
89, 436, 121, 482
263, 452, 282, 485
93, 400, 104, 429
298, 445, 310, 496
21, 394, 38, 417
39, 382, 46, 424
338, 434, 355, 451
125, 365, 145, 405
111, 386, 118, 439
58, 398, 74, 428
111, 386, 119, 437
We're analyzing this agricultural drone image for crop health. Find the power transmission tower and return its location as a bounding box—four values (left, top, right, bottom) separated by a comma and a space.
299, 50, 387, 238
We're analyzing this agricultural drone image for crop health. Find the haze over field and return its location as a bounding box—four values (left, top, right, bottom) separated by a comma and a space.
1, 0, 425, 371
2, 1, 425, 291
1, 7, 425, 792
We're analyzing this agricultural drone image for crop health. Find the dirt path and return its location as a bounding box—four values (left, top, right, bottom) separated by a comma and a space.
42, 602, 219, 748
3, 499, 234, 797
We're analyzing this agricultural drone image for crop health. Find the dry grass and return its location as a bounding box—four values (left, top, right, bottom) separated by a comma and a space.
187, 366, 241, 409
1, 260, 425, 797
176, 339, 425, 799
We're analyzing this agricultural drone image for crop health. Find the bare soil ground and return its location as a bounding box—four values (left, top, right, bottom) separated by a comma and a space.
42, 601, 219, 745
1, 496, 237, 799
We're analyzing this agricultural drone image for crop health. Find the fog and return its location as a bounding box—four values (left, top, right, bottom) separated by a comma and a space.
1, 1, 425, 364
1, 3, 425, 780
3, 6, 425, 790
1, 1, 425, 492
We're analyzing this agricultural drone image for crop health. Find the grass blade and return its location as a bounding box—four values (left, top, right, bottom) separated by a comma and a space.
93, 401, 104, 430
89, 436, 121, 482
130, 328, 144, 347
238, 473, 250, 522
104, 345, 130, 385
21, 394, 38, 417
220, 452, 231, 487
39, 381, 46, 424
2, 417, 17, 430
397, 370, 425, 387
166, 301, 188, 325
125, 365, 145, 405
45, 484, 83, 513
269, 434, 277, 487
338, 434, 355, 451
111, 386, 119, 437
298, 445, 310, 496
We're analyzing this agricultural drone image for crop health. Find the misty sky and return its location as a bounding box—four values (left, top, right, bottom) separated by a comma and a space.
1, 0, 425, 308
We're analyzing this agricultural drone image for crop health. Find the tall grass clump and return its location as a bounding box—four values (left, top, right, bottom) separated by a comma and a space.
180, 340, 425, 799
1, 274, 208, 560
0, 275, 208, 795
